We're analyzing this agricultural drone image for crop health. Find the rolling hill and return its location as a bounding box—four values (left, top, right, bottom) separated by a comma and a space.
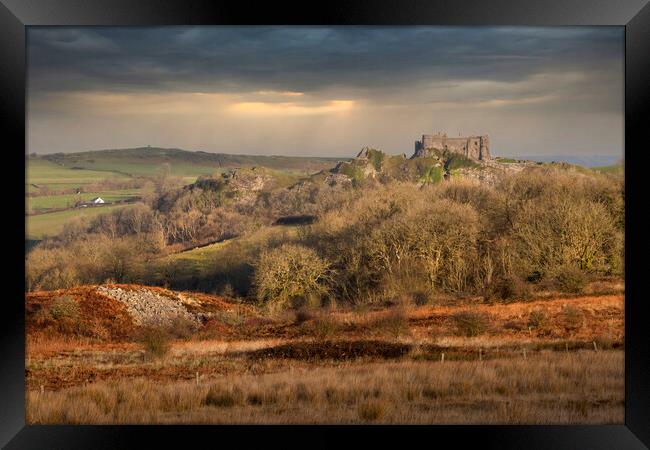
37, 147, 347, 177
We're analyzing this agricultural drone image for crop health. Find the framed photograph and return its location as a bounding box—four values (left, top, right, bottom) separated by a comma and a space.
2, 0, 649, 448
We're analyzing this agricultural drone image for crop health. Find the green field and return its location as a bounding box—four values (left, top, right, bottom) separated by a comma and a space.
28, 147, 342, 192
25, 147, 341, 243
27, 189, 141, 213
26, 204, 133, 240
51, 159, 222, 177
155, 225, 300, 278
27, 159, 130, 187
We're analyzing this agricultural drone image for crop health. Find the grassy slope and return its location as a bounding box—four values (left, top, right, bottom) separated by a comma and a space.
152, 225, 300, 283
27, 159, 129, 187
40, 147, 345, 175
26, 204, 132, 240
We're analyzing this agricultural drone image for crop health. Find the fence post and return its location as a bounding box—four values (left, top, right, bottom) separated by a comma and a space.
441, 353, 445, 363
593, 341, 598, 352
479, 348, 483, 361
196, 371, 200, 386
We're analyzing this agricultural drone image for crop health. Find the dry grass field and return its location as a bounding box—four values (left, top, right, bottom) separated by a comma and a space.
25, 283, 624, 424
27, 351, 623, 424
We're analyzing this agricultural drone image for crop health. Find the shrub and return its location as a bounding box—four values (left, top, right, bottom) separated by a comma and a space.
358, 400, 385, 421
212, 310, 245, 327
420, 165, 444, 184
220, 283, 235, 298
33, 307, 54, 327
563, 306, 585, 331
367, 148, 385, 171
452, 311, 490, 337
329, 195, 480, 299
312, 315, 339, 340
445, 153, 479, 170
98, 238, 144, 283
486, 275, 532, 302
26, 246, 80, 291
503, 320, 525, 331
254, 244, 332, 312
527, 309, 548, 328
369, 308, 409, 338
593, 334, 616, 350
294, 309, 315, 325
48, 295, 80, 320
140, 328, 171, 359
246, 391, 277, 406
554, 266, 588, 294
510, 190, 617, 276
337, 163, 366, 184
293, 383, 315, 402
40, 295, 84, 335
204, 386, 242, 407
167, 316, 198, 339
422, 386, 440, 399
411, 291, 430, 306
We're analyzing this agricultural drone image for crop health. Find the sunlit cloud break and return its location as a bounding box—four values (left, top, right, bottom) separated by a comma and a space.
256, 90, 305, 97
229, 100, 355, 116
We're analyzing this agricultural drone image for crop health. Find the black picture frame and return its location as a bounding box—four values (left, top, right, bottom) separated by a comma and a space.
2, 1, 649, 448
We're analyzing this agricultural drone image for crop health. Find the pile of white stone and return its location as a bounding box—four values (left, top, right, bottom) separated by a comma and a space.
96, 286, 200, 328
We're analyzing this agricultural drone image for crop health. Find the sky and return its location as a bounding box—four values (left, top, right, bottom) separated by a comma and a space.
27, 26, 624, 159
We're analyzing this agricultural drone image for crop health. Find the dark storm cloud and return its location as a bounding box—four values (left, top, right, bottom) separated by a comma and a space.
27, 26, 623, 157
28, 26, 622, 98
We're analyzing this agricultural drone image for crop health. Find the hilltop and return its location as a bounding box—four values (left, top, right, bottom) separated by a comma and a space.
34, 147, 347, 177
316, 146, 530, 187
303, 145, 623, 189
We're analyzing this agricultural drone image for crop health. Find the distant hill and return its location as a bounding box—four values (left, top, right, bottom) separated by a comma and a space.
37, 147, 348, 177
502, 154, 622, 168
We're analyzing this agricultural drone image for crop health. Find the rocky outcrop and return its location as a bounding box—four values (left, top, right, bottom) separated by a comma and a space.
221, 167, 276, 204
96, 286, 203, 328
324, 172, 354, 187
324, 134, 541, 188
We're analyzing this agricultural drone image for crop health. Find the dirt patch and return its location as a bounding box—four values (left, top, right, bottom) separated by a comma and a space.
242, 340, 412, 361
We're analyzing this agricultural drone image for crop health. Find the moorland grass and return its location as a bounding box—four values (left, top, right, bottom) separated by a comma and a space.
27, 351, 624, 424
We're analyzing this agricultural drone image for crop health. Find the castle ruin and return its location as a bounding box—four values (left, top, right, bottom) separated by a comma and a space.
414, 132, 490, 161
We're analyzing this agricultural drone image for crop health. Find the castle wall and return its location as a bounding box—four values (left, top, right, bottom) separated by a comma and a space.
480, 135, 491, 160
415, 134, 490, 160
